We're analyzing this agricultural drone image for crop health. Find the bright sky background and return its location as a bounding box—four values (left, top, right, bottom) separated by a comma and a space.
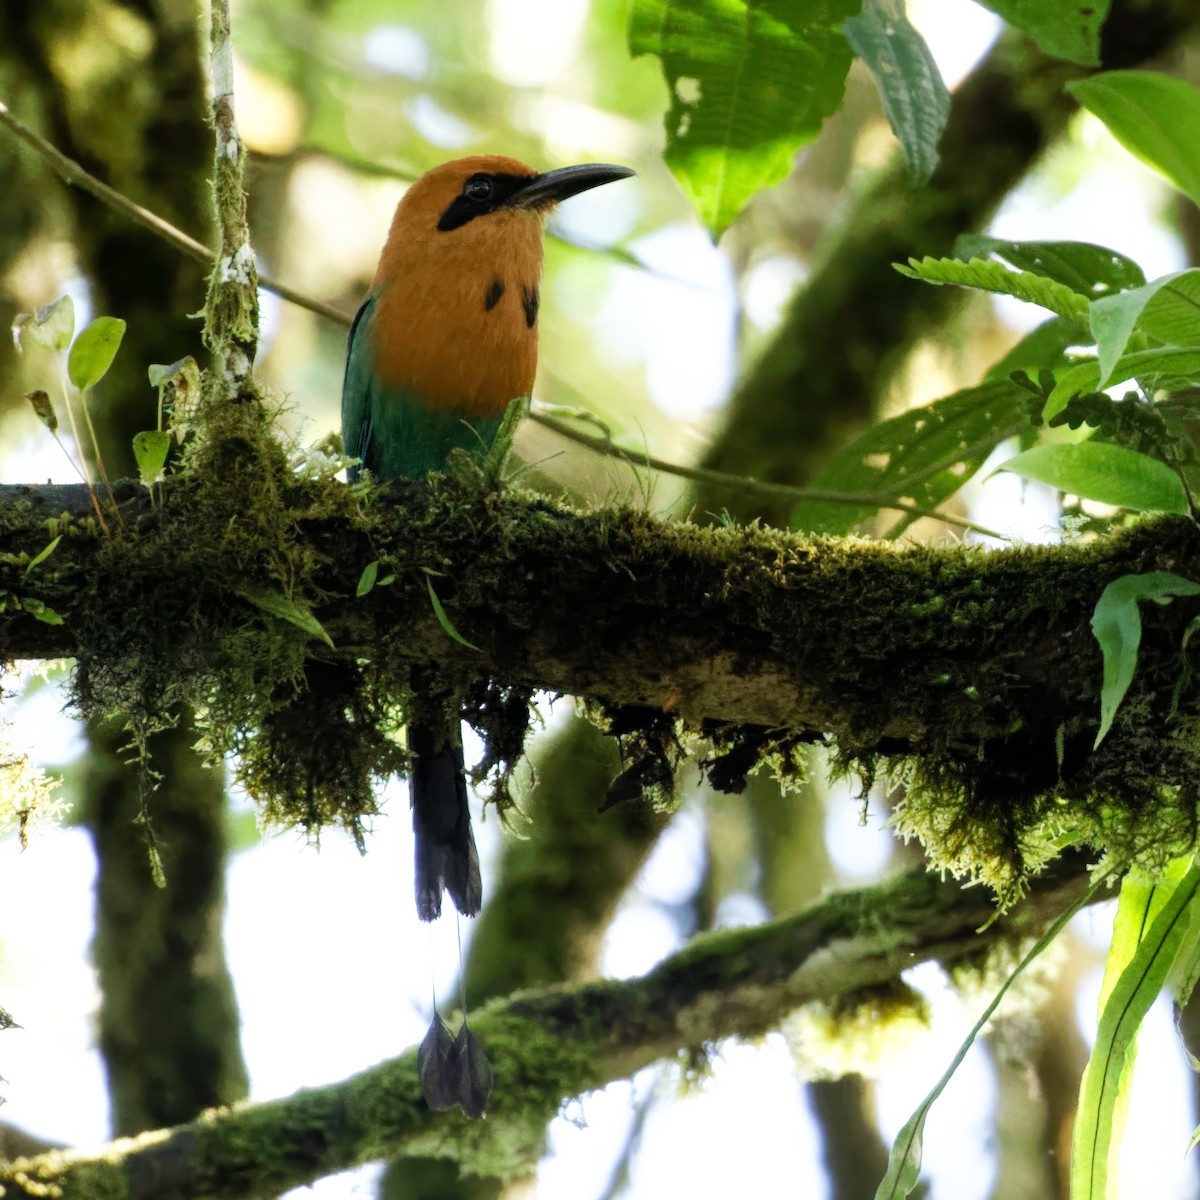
2, 2, 1199, 1198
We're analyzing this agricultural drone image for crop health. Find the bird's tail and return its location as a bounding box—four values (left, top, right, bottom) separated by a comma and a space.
408, 716, 482, 921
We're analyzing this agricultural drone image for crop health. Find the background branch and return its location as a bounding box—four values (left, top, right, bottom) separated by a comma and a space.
0, 859, 1096, 1199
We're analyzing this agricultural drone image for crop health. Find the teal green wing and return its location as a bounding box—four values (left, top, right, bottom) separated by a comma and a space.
341, 298, 377, 484
341, 296, 503, 483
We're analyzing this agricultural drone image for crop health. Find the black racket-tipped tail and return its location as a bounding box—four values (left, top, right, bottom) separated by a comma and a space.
410, 724, 482, 921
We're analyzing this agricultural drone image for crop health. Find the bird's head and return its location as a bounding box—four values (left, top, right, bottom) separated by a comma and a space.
393, 155, 634, 236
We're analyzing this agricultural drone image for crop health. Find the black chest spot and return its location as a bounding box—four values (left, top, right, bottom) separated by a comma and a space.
522, 285, 539, 329
484, 279, 505, 311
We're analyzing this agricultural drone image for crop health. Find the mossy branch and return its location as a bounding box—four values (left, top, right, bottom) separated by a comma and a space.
0, 861, 1095, 1199
3, 477, 1200, 897
203, 0, 259, 401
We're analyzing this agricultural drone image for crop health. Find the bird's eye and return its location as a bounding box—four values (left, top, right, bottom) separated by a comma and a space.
464, 176, 493, 202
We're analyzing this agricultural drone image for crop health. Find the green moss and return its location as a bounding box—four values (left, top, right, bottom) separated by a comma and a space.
8, 364, 1200, 904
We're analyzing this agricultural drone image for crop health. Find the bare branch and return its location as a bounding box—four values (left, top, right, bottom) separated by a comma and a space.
0, 98, 352, 327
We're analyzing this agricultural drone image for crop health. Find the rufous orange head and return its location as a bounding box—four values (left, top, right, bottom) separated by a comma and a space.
369, 155, 633, 416
383, 155, 632, 240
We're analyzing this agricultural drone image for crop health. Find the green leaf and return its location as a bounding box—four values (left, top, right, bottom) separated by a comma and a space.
1068, 71, 1200, 208
1071, 858, 1200, 1199
147, 842, 167, 889
1046, 346, 1200, 419
792, 380, 1030, 535
235, 587, 335, 649
1090, 269, 1200, 387
132, 430, 172, 486
629, 0, 856, 238
23, 536, 61, 578
11, 295, 75, 354
1090, 572, 1200, 748
1132, 269, 1200, 346
425, 576, 481, 652
978, 0, 1109, 66
998, 443, 1189, 516
877, 874, 1105, 1199
356, 560, 380, 598
1102, 863, 1191, 1007
1085, 860, 1194, 1182
896, 256, 1090, 323
25, 390, 58, 433
984, 316, 1088, 382
67, 317, 127, 391
953, 236, 1145, 298
843, 0, 949, 184
20, 596, 63, 626
1168, 871, 1200, 1011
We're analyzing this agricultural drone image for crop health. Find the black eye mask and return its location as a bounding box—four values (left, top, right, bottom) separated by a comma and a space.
437, 173, 537, 232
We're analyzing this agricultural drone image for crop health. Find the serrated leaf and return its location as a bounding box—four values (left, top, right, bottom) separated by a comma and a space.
843, 0, 949, 184
999, 443, 1189, 516
25, 390, 57, 433
132, 430, 171, 486
1071, 859, 1200, 1200
68, 317, 126, 391
878, 874, 1103, 1199
978, 0, 1109, 66
425, 576, 481, 652
12, 296, 75, 354
1046, 346, 1200, 420
1068, 71, 1200, 208
1090, 269, 1200, 387
1090, 572, 1200, 748
953, 235, 1145, 298
896, 256, 1090, 323
235, 587, 335, 649
630, 0, 856, 238
793, 380, 1031, 535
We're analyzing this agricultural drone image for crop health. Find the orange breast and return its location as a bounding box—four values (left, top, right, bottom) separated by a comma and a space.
371, 207, 544, 417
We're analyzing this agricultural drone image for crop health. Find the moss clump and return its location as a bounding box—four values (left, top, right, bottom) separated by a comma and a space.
786, 980, 931, 1081
10, 363, 1200, 903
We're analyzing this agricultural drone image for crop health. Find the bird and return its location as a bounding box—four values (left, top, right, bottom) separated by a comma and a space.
342, 155, 634, 924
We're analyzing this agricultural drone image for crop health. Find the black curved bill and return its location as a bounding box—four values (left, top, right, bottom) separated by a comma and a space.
508, 162, 635, 208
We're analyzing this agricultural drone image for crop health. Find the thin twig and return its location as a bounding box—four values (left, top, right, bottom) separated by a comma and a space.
0, 98, 352, 327
528, 409, 1010, 540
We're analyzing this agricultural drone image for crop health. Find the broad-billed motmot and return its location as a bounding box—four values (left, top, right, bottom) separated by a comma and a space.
343, 156, 632, 1117
343, 155, 632, 927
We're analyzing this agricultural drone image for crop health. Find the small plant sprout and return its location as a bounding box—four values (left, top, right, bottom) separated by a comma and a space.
12, 296, 128, 533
